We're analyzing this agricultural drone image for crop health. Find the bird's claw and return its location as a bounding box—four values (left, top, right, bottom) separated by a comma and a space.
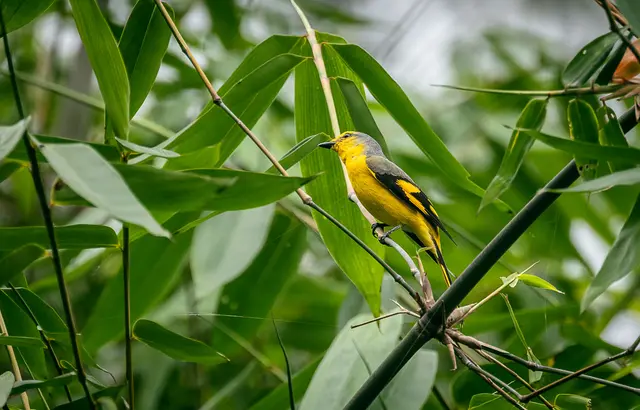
377, 225, 402, 245
370, 222, 388, 238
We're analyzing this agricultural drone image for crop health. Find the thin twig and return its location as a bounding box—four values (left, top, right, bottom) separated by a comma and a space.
0, 10, 95, 409
0, 309, 31, 410
594, 0, 628, 26
122, 225, 134, 409
602, 0, 640, 67
272, 318, 295, 410
433, 83, 622, 97
152, 0, 426, 314
8, 284, 73, 402
351, 309, 420, 330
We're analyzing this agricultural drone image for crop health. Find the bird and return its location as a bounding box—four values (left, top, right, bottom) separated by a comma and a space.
318, 131, 455, 287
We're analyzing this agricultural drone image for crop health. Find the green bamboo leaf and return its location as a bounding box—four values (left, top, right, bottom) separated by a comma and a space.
265, 133, 329, 173
214, 212, 306, 357
0, 0, 55, 35
518, 273, 564, 294
335, 77, 389, 156
33, 138, 169, 237
501, 294, 542, 383
562, 32, 619, 87
568, 99, 600, 180
0, 225, 118, 250
8, 134, 121, 163
11, 372, 75, 395
295, 46, 384, 315
554, 394, 592, 410
481, 98, 547, 211
0, 372, 14, 407
68, 0, 129, 138
119, 0, 173, 117
521, 129, 640, 163
0, 336, 44, 348
54, 165, 312, 213
597, 106, 633, 173
82, 214, 195, 350
133, 319, 228, 365
0, 245, 45, 285
549, 168, 640, 193
250, 357, 321, 410
7, 288, 67, 333
331, 43, 508, 210
0, 118, 29, 162
617, 0, 640, 37
469, 394, 547, 409
53, 385, 122, 410
595, 37, 628, 85
0, 160, 22, 183
582, 193, 640, 311
115, 137, 179, 159
97, 397, 117, 410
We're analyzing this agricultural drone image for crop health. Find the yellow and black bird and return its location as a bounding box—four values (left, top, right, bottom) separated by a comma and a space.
319, 131, 455, 287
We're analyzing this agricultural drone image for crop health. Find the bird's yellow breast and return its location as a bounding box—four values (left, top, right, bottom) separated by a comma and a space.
345, 156, 421, 229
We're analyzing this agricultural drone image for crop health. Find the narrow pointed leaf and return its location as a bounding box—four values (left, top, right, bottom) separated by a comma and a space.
119, 0, 173, 117
522, 129, 640, 163
502, 294, 542, 383
7, 288, 67, 333
331, 43, 507, 209
0, 336, 44, 348
214, 212, 306, 357
568, 99, 600, 179
69, 0, 129, 137
582, 193, 640, 310
554, 394, 592, 410
115, 137, 179, 158
0, 0, 55, 35
550, 168, 640, 193
0, 372, 14, 407
250, 357, 321, 410
134, 319, 228, 365
265, 133, 329, 173
481, 98, 547, 211
33, 138, 169, 237
562, 32, 619, 87
617, 0, 640, 37
0, 160, 22, 183
597, 106, 633, 173
0, 118, 29, 162
11, 372, 75, 395
9, 134, 121, 163
0, 225, 118, 250
53, 386, 123, 410
0, 245, 46, 285
518, 274, 563, 294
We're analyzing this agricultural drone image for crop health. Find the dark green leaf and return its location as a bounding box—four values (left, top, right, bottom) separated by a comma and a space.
115, 137, 179, 158
0, 118, 29, 162
481, 98, 547, 211
0, 0, 55, 35
0, 336, 44, 348
0, 160, 22, 183
82, 214, 194, 350
55, 165, 312, 213
33, 138, 169, 237
134, 319, 228, 365
335, 77, 389, 156
265, 133, 329, 174
215, 212, 306, 357
204, 0, 246, 50
53, 385, 122, 410
595, 37, 628, 85
96, 397, 117, 410
119, 0, 173, 117
582, 193, 640, 310
521, 129, 640, 163
469, 393, 547, 409
11, 372, 75, 395
0, 245, 45, 285
8, 134, 121, 163
295, 49, 384, 315
0, 225, 118, 250
562, 32, 619, 87
617, 0, 640, 37
68, 0, 129, 138
554, 393, 593, 410
568, 99, 600, 180
550, 168, 640, 193
597, 106, 633, 173
331, 43, 506, 209
0, 371, 14, 407
7, 288, 67, 333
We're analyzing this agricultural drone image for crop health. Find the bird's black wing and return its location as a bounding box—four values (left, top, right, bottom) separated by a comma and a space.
366, 155, 454, 242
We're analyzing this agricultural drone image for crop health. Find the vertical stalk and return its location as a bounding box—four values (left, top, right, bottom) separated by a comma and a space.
123, 224, 134, 408
0, 310, 30, 409
0, 9, 95, 410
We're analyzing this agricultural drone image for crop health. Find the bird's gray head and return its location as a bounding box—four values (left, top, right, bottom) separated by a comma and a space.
317, 131, 384, 157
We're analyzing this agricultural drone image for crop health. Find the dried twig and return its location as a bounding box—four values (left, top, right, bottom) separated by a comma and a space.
601, 0, 640, 67
0, 310, 30, 410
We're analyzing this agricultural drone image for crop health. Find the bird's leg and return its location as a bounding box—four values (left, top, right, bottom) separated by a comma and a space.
378, 225, 402, 244
370, 222, 388, 238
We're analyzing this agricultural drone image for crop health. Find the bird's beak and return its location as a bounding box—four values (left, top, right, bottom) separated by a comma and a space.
318, 141, 335, 149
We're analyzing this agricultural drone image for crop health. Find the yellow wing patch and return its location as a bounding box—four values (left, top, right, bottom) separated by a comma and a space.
396, 180, 428, 214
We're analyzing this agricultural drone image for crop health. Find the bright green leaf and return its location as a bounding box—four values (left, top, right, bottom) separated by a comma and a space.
502, 294, 542, 383
0, 245, 45, 285
133, 319, 228, 365
582, 193, 640, 310
265, 133, 329, 174
0, 0, 55, 35
554, 393, 593, 410
0, 225, 118, 250
7, 288, 68, 333
481, 98, 547, 211
568, 99, 600, 180
8, 134, 121, 163
518, 273, 564, 294
11, 372, 75, 395
119, 0, 173, 117
32, 138, 169, 237
0, 336, 44, 348
0, 371, 14, 407
597, 106, 633, 173
68, 0, 129, 138
0, 118, 29, 163
549, 168, 640, 193
115, 137, 179, 159
562, 32, 619, 87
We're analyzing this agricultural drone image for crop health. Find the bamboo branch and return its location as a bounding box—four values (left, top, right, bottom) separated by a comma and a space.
0, 310, 31, 410
0, 10, 95, 409
122, 225, 134, 409
152, 0, 426, 313
602, 0, 640, 67
433, 83, 623, 97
